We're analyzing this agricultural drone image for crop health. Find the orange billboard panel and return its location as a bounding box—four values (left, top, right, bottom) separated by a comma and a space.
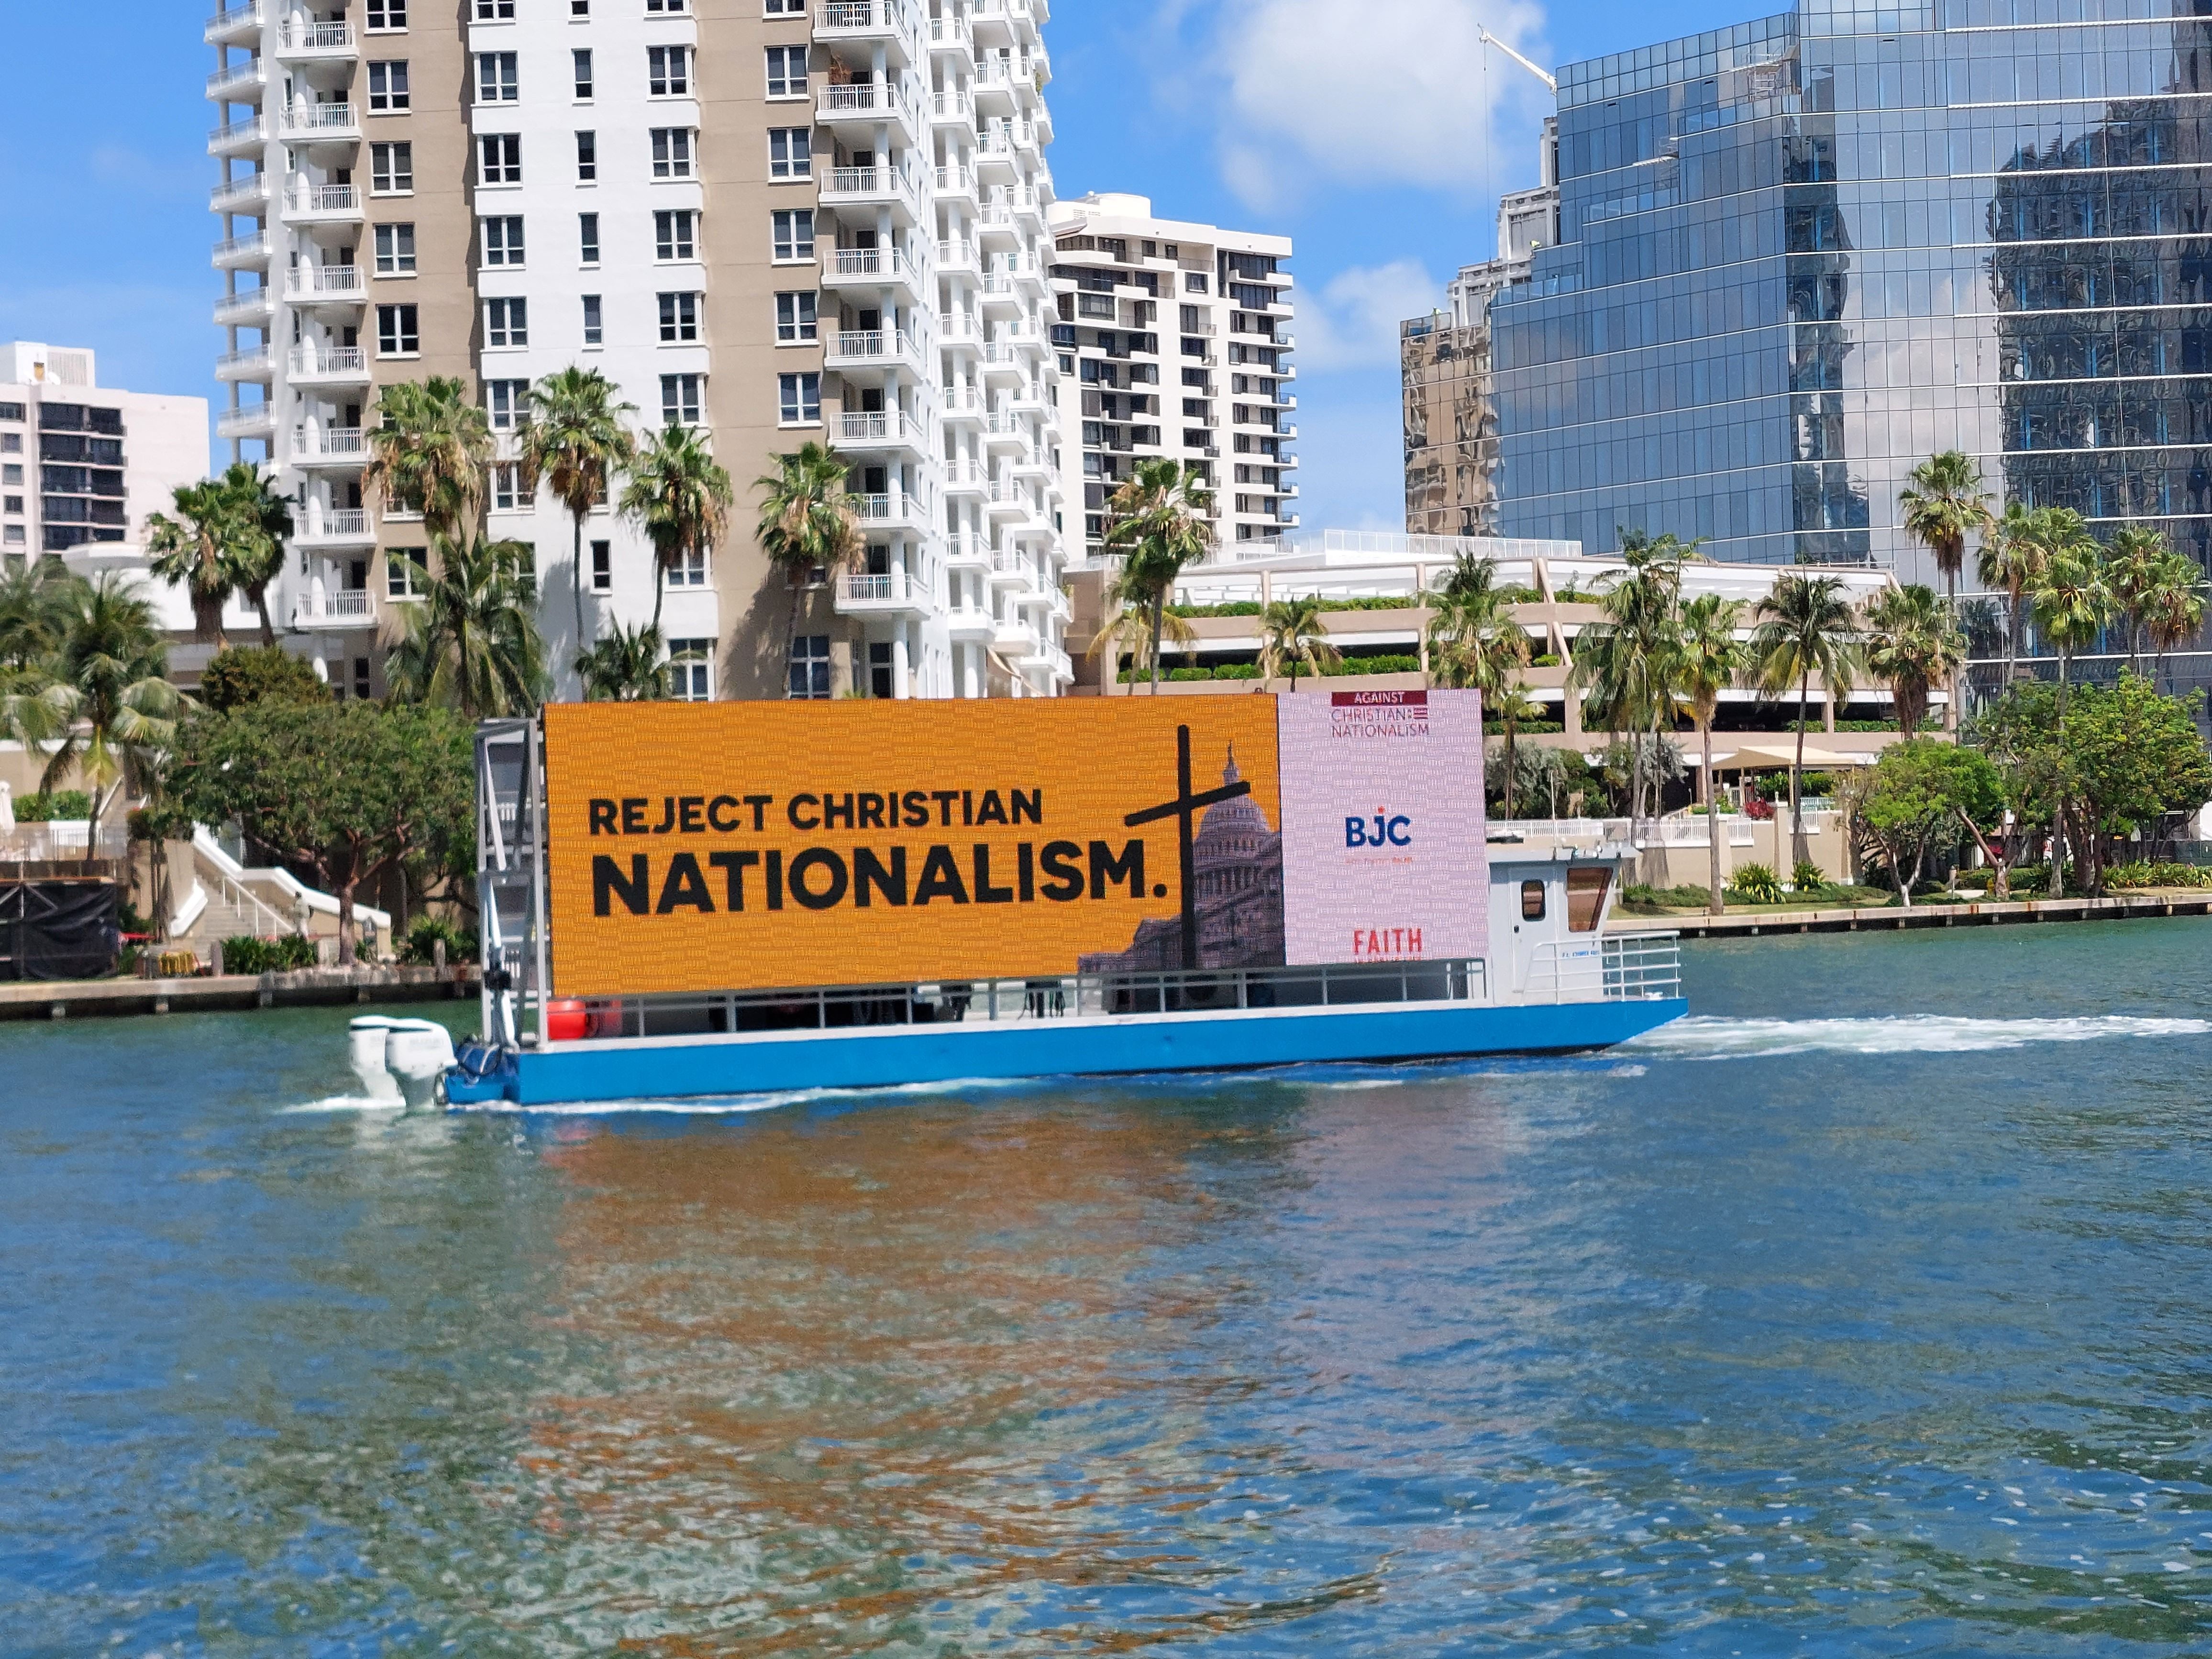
542, 698, 1285, 996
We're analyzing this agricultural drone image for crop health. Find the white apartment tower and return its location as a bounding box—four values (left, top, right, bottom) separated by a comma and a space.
203, 0, 1069, 702
1045, 194, 1295, 558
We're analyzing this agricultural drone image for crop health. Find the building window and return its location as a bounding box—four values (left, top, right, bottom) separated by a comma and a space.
774, 291, 817, 343
589, 539, 611, 593
485, 296, 528, 347
578, 212, 600, 264
777, 372, 819, 425
654, 209, 697, 260
486, 379, 530, 429
582, 294, 603, 345
657, 291, 700, 342
386, 548, 426, 598
476, 51, 518, 101
769, 208, 812, 262
660, 373, 702, 425
373, 222, 416, 275
479, 133, 522, 186
787, 633, 830, 698
370, 141, 413, 194
571, 48, 594, 99
482, 215, 525, 266
765, 45, 807, 98
1186, 272, 1208, 293
572, 0, 589, 11
647, 44, 691, 95
375, 303, 420, 355
664, 547, 708, 588
650, 128, 695, 178
474, 0, 513, 16
490, 462, 531, 512
366, 60, 410, 111
647, 0, 689, 11
575, 130, 596, 180
767, 127, 810, 179
365, 0, 406, 29
668, 637, 712, 700
764, 0, 804, 11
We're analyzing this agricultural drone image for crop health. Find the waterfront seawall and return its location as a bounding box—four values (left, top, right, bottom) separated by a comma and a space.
0, 965, 480, 1022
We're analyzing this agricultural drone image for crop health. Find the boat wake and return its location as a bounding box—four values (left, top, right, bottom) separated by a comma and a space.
281, 1095, 409, 1114
1625, 1013, 2212, 1061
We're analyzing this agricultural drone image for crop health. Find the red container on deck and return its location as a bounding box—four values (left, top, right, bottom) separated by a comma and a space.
545, 999, 588, 1042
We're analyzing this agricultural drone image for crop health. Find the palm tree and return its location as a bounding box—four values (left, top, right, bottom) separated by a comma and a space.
754, 442, 860, 667
624, 424, 733, 633
1672, 593, 1748, 915
517, 366, 637, 649
574, 619, 668, 701
1257, 594, 1342, 687
37, 574, 185, 862
1751, 572, 1860, 862
2103, 523, 2170, 669
1427, 553, 1541, 814
1862, 583, 1964, 740
144, 477, 248, 647
1571, 532, 1697, 830
384, 534, 548, 717
1897, 452, 1990, 733
1977, 500, 2045, 689
364, 376, 493, 539
1087, 567, 1195, 684
1103, 459, 1216, 693
2030, 538, 2112, 719
2142, 551, 2208, 691
223, 461, 293, 648
0, 558, 71, 671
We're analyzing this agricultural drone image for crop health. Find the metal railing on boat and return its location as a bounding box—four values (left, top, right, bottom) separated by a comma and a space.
1520, 931, 1682, 1004
568, 958, 1491, 1041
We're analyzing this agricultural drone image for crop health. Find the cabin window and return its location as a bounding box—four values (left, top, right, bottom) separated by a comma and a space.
1520, 881, 1546, 922
1566, 866, 1611, 933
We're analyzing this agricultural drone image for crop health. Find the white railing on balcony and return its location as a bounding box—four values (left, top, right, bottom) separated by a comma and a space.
289, 345, 366, 376
824, 165, 920, 206
928, 11, 971, 47
937, 237, 978, 268
940, 386, 984, 416
208, 115, 265, 149
828, 329, 918, 363
931, 88, 973, 122
281, 101, 357, 134
304, 507, 371, 539
294, 425, 366, 459
215, 404, 273, 437
212, 230, 270, 262
840, 567, 932, 605
206, 58, 265, 98
213, 288, 272, 323
294, 587, 373, 625
936, 311, 981, 344
944, 531, 990, 562
279, 19, 354, 49
288, 182, 359, 214
830, 247, 914, 282
217, 345, 273, 372
287, 263, 364, 297
205, 1, 263, 38
851, 493, 895, 522
210, 173, 269, 212
942, 458, 988, 488
818, 82, 911, 122
0, 821, 133, 864
836, 410, 924, 445
991, 547, 1032, 576
934, 165, 976, 198
818, 0, 918, 39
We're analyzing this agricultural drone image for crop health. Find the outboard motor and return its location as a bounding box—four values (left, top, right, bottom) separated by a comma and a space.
347, 1016, 405, 1104
384, 1019, 458, 1110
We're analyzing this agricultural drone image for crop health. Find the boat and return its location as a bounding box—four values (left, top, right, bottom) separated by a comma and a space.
438, 696, 1685, 1109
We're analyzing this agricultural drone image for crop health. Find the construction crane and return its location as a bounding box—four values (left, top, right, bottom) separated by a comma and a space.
1478, 27, 1557, 94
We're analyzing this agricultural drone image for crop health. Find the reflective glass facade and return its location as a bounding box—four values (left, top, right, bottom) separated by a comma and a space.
1492, 0, 2212, 582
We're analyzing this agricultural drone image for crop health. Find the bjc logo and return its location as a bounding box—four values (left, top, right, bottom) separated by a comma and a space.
1345, 812, 1412, 848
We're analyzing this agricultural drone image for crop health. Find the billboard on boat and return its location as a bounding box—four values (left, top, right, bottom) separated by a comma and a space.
540, 693, 1485, 997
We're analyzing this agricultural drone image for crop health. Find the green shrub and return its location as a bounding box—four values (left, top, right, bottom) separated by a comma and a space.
2107, 860, 2212, 890
1531, 653, 1561, 667
218, 933, 319, 974
1625, 882, 1715, 908
1331, 653, 1421, 675
1167, 665, 1213, 681
1484, 721, 1565, 735
1212, 662, 1261, 680
398, 912, 478, 965
199, 645, 332, 713
12, 790, 92, 822
1792, 860, 1828, 893
1729, 863, 1784, 904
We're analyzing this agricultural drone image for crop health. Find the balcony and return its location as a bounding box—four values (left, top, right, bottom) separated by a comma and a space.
212, 229, 270, 270
215, 403, 275, 440
930, 88, 974, 127
213, 287, 274, 327
814, 0, 920, 64
204, 1, 262, 44
940, 386, 985, 424
945, 601, 995, 642
288, 344, 369, 385
933, 164, 978, 205
835, 565, 938, 618
291, 425, 367, 467
286, 263, 365, 305
935, 311, 982, 352
297, 506, 374, 547
850, 491, 933, 536
978, 341, 1026, 381
207, 114, 265, 157
816, 81, 916, 134
825, 247, 921, 296
215, 345, 274, 383
992, 615, 1039, 655
283, 181, 362, 230
1024, 640, 1074, 682
831, 409, 929, 455
927, 10, 971, 52
825, 329, 925, 377
982, 411, 1027, 449
944, 531, 991, 567
279, 101, 359, 144
818, 164, 921, 222
276, 18, 356, 57
936, 236, 979, 276
942, 457, 989, 496
210, 172, 270, 214
292, 586, 373, 629
206, 57, 267, 103
984, 481, 1029, 522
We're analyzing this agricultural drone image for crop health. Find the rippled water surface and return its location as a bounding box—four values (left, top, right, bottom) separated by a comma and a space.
7, 923, 2212, 1655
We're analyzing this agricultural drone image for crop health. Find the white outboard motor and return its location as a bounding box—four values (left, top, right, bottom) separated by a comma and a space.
347, 1016, 405, 1104
385, 1018, 458, 1110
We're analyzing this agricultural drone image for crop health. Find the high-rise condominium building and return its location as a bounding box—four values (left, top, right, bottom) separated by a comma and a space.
204, 0, 1070, 703
1490, 0, 2212, 602
1401, 123, 1558, 536
1045, 195, 1295, 557
0, 342, 211, 635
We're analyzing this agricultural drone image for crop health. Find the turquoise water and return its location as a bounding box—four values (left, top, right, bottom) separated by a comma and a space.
5, 925, 2212, 1655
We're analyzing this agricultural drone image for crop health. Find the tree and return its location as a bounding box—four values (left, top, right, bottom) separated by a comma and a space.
624, 424, 733, 633
1256, 594, 1341, 687
166, 700, 475, 964
754, 442, 860, 668
384, 534, 547, 718
198, 644, 332, 712
1673, 592, 1748, 914
1087, 571, 1195, 685
2141, 551, 2207, 692
1751, 572, 1860, 862
2062, 674, 2212, 895
1977, 500, 2045, 690
1858, 739, 2005, 905
2104, 523, 2169, 669
575, 619, 669, 701
37, 574, 186, 861
1427, 553, 1540, 814
364, 376, 493, 539
144, 477, 250, 647
1862, 583, 1964, 739
1969, 680, 2068, 900
0, 558, 71, 672
1571, 532, 1699, 830
517, 366, 637, 649
2028, 532, 2112, 718
225, 462, 294, 648
1898, 452, 1990, 732
1102, 459, 1217, 693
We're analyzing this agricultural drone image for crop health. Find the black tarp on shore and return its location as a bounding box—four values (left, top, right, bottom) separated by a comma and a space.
0, 881, 120, 981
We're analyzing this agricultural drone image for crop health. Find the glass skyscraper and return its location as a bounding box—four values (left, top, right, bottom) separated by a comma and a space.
1491, 0, 2212, 594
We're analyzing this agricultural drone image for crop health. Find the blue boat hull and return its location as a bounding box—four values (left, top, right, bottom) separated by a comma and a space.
448, 997, 1688, 1108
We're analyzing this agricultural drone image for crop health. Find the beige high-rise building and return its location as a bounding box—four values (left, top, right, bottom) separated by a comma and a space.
204, 0, 1070, 703
1044, 195, 1294, 559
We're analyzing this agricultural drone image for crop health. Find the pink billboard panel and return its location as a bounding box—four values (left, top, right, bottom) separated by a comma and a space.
1275, 688, 1488, 966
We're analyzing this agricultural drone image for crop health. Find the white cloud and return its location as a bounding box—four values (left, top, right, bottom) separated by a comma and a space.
1199, 0, 1552, 209
1297, 259, 1440, 371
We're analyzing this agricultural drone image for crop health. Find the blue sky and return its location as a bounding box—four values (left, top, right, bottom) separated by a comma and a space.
0, 0, 1735, 532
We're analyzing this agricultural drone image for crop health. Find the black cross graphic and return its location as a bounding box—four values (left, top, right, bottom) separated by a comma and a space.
1123, 724, 1251, 971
